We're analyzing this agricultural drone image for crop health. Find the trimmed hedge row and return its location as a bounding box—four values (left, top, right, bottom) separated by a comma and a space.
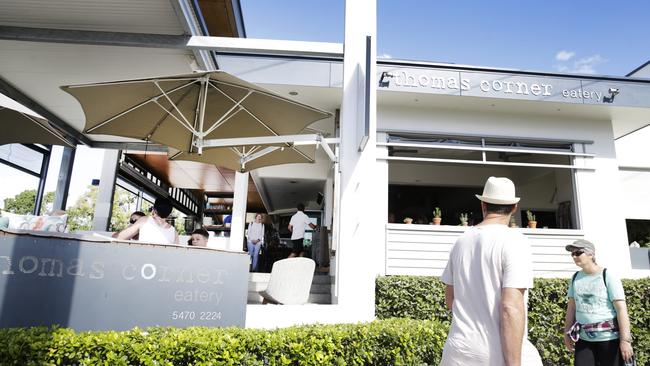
0, 318, 448, 366
2, 277, 646, 365
376, 276, 650, 366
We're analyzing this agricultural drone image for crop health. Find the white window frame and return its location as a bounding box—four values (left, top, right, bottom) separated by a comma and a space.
378, 134, 595, 170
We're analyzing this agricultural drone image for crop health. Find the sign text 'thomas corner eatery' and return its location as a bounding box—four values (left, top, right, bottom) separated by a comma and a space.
380, 67, 650, 107
0, 233, 248, 331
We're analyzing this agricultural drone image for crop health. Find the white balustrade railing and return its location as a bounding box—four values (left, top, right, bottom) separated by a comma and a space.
385, 224, 584, 278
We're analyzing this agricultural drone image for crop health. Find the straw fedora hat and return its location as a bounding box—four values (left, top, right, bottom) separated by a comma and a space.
475, 177, 520, 205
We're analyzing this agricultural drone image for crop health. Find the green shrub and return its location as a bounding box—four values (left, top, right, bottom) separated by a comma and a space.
375, 275, 450, 324
376, 276, 650, 366
0, 318, 448, 366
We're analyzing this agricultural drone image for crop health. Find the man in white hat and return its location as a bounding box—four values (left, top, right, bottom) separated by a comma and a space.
440, 177, 542, 366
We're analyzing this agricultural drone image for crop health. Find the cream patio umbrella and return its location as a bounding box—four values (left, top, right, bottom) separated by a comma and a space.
0, 95, 73, 146
168, 140, 316, 172
61, 71, 332, 155
167, 131, 339, 172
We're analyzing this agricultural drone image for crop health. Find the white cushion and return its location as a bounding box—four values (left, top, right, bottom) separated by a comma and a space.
1, 211, 67, 232
260, 257, 315, 305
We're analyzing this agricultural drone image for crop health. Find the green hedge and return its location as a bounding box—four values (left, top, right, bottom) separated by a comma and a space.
376, 276, 650, 366
2, 277, 646, 365
0, 318, 448, 366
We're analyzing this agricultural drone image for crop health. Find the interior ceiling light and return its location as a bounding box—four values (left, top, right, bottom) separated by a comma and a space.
289, 91, 298, 96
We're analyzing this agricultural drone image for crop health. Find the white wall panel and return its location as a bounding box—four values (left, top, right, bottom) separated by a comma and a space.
385, 225, 584, 278
618, 169, 650, 220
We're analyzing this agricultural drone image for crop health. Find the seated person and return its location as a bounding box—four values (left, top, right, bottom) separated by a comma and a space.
223, 214, 232, 237
112, 211, 146, 239
188, 228, 209, 247
117, 198, 179, 245
223, 214, 232, 226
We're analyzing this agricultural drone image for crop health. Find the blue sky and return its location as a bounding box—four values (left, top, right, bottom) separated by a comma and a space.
241, 0, 649, 76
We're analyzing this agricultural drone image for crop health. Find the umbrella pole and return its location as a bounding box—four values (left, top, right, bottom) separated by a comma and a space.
196, 76, 209, 156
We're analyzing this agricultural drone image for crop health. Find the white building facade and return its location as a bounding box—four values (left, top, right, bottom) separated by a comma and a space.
208, 43, 650, 326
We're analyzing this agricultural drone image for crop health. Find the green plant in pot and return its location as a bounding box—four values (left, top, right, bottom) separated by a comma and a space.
526, 210, 537, 228
403, 217, 413, 224
459, 213, 469, 226
432, 207, 442, 225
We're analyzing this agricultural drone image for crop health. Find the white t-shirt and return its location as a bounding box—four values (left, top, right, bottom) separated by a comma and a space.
289, 211, 311, 240
139, 217, 177, 245
247, 222, 265, 243
440, 224, 541, 366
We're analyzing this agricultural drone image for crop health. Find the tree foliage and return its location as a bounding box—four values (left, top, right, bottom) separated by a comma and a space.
110, 186, 138, 232
171, 208, 188, 235
65, 186, 98, 232
3, 190, 54, 215
66, 185, 138, 232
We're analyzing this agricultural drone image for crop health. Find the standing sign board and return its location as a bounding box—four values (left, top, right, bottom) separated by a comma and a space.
0, 230, 248, 331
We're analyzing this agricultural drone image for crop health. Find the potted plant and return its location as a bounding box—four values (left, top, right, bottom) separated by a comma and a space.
403, 217, 413, 224
459, 213, 469, 226
526, 210, 537, 228
432, 207, 442, 225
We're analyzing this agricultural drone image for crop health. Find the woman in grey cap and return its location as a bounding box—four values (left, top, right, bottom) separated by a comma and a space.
563, 239, 635, 365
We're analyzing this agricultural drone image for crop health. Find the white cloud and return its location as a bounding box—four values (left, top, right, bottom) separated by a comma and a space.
377, 53, 392, 59
555, 50, 575, 61
553, 54, 606, 75
572, 55, 605, 74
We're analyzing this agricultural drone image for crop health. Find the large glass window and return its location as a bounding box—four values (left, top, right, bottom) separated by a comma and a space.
384, 134, 585, 229
0, 144, 44, 175
0, 144, 50, 214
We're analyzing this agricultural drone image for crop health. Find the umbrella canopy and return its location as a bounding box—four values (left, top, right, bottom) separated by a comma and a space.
0, 96, 73, 146
61, 71, 331, 154
168, 143, 316, 172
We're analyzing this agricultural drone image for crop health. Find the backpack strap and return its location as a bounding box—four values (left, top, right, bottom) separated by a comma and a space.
572, 269, 608, 289
603, 268, 610, 302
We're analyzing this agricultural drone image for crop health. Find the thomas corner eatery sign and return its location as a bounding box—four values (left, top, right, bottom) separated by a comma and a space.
0, 233, 248, 331
379, 66, 650, 108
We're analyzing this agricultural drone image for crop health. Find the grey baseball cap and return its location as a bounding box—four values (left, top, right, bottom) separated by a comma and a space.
565, 239, 595, 252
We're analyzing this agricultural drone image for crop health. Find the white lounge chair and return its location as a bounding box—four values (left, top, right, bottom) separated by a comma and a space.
260, 257, 316, 305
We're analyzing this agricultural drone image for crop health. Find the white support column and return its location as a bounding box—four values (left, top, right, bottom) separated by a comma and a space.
92, 149, 120, 231
334, 0, 377, 319
375, 133, 390, 276
229, 171, 249, 252
323, 174, 334, 229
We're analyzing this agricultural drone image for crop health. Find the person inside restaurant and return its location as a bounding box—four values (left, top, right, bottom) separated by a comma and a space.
188, 228, 209, 247
117, 198, 179, 245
